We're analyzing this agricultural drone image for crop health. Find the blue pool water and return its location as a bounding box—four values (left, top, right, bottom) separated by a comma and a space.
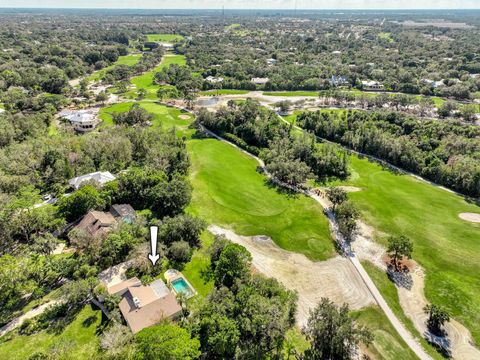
171, 278, 194, 296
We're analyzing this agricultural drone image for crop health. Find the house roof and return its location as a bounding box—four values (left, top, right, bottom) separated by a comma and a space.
69, 171, 116, 189
110, 204, 136, 219
107, 277, 142, 296
75, 210, 116, 237
117, 279, 182, 334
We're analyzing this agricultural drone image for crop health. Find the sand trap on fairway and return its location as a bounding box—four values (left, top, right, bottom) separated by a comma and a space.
458, 213, 480, 223
178, 114, 191, 120
209, 225, 375, 326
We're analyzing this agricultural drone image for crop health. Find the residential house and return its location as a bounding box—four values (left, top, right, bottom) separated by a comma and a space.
59, 109, 99, 133
361, 80, 384, 91
266, 58, 277, 66
330, 75, 349, 87
68, 171, 116, 190
108, 278, 182, 334
110, 204, 136, 224
251, 77, 270, 85
75, 210, 116, 238
205, 75, 224, 83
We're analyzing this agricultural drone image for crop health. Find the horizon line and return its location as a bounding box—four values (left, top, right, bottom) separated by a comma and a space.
1, 7, 479, 10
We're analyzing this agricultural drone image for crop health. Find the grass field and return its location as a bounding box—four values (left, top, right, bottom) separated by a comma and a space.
98, 101, 194, 136
353, 306, 419, 360
362, 262, 444, 359
127, 54, 187, 99
0, 305, 104, 359
328, 155, 480, 343
146, 34, 184, 42
181, 231, 215, 297
186, 138, 334, 261
87, 54, 142, 82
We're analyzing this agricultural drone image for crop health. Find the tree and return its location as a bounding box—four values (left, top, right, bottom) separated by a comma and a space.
460, 104, 477, 123
387, 235, 413, 271
213, 243, 252, 288
326, 187, 347, 211
137, 88, 147, 100
335, 201, 360, 241
303, 298, 373, 360
57, 185, 105, 222
100, 323, 133, 354
423, 304, 450, 335
168, 240, 192, 265
134, 323, 201, 360
95, 90, 109, 104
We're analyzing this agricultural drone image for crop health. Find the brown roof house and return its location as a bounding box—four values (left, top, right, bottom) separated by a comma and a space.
75, 210, 116, 238
108, 277, 182, 334
72, 204, 136, 239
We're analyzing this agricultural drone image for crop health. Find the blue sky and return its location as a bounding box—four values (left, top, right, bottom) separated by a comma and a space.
1, 0, 479, 9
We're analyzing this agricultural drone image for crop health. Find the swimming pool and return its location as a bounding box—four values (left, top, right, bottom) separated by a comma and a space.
171, 277, 195, 298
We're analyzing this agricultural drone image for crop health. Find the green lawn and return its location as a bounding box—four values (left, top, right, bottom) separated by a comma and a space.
182, 231, 215, 297
127, 54, 186, 99
353, 306, 419, 360
0, 305, 104, 359
186, 138, 334, 261
145, 34, 184, 42
98, 102, 194, 136
362, 262, 444, 359
86, 53, 142, 82
328, 155, 480, 344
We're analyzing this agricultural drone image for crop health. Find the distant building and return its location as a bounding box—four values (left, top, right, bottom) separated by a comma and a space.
68, 171, 116, 190
109, 278, 182, 334
330, 75, 349, 86
59, 109, 99, 133
361, 80, 384, 91
205, 75, 224, 83
251, 77, 270, 85
266, 58, 277, 66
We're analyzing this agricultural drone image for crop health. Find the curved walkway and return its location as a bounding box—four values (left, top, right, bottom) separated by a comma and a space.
200, 124, 433, 360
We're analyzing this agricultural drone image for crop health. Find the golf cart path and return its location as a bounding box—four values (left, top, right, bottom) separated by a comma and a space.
200, 124, 432, 360
0, 300, 61, 337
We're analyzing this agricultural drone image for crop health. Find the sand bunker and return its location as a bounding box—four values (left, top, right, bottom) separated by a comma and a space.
458, 213, 480, 223
209, 225, 375, 326
178, 114, 191, 120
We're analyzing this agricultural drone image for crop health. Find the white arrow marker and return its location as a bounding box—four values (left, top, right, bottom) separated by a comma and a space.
148, 226, 160, 266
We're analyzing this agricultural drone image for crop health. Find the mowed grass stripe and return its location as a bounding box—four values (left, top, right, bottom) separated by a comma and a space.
187, 138, 334, 261
330, 155, 480, 343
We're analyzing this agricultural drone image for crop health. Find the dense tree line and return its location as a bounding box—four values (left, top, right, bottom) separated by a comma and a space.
297, 110, 480, 197
197, 99, 348, 186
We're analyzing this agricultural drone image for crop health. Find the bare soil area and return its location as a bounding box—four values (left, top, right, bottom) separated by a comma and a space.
208, 225, 375, 326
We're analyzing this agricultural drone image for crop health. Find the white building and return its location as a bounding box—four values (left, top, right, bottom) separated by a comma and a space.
205, 76, 224, 83
59, 109, 99, 133
266, 58, 277, 66
251, 77, 270, 85
361, 80, 384, 91
69, 171, 116, 190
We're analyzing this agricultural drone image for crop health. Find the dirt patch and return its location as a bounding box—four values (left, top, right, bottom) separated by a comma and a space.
339, 186, 362, 193
209, 225, 375, 326
458, 213, 480, 223
178, 114, 191, 120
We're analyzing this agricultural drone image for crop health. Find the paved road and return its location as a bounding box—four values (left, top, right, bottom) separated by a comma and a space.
200, 124, 433, 360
